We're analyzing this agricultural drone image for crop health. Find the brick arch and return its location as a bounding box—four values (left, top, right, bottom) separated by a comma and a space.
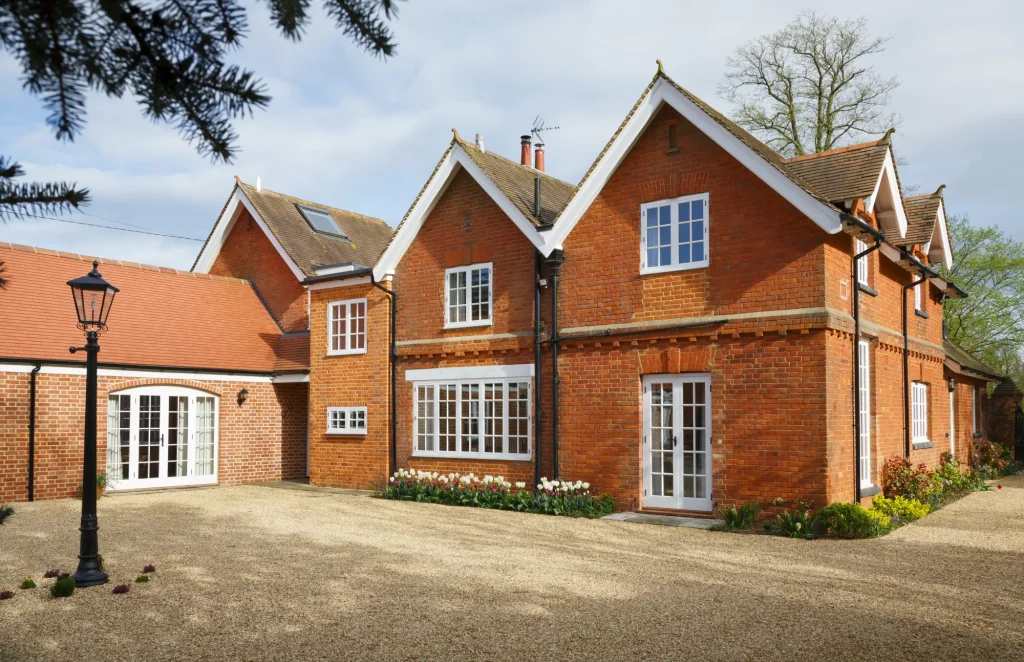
106, 378, 224, 397
637, 347, 713, 374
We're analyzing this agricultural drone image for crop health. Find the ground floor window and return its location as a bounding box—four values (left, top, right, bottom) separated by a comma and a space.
106, 386, 219, 489
327, 406, 367, 435
858, 340, 872, 487
912, 381, 929, 443
413, 378, 530, 460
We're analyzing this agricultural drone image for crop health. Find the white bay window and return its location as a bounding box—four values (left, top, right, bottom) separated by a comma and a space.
413, 375, 530, 460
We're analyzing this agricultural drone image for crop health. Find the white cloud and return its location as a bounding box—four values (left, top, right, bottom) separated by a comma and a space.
2, 0, 1023, 272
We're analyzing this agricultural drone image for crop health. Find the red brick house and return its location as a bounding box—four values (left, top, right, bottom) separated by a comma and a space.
1, 66, 1009, 512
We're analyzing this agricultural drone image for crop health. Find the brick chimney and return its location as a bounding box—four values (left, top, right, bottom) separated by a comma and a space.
520, 135, 532, 166
534, 143, 545, 172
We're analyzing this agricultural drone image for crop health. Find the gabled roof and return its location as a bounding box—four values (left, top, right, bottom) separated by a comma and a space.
944, 338, 1003, 381
193, 180, 394, 279
542, 65, 847, 250
784, 141, 890, 202
902, 194, 943, 245
1, 243, 307, 373
459, 141, 575, 227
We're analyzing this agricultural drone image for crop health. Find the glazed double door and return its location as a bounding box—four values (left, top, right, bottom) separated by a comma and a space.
642, 374, 712, 511
106, 387, 218, 490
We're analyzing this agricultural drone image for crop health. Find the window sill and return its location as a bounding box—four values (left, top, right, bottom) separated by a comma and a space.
640, 261, 710, 276
326, 431, 367, 437
326, 349, 368, 357
858, 283, 878, 297
859, 485, 881, 497
444, 320, 493, 330
915, 309, 930, 319
912, 440, 934, 450
412, 451, 531, 462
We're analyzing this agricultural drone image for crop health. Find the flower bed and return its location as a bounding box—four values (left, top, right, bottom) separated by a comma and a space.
382, 469, 615, 518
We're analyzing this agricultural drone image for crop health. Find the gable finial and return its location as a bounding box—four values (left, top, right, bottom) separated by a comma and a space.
234, 175, 241, 186
878, 127, 896, 145
935, 184, 946, 197
451, 128, 462, 144
656, 59, 665, 76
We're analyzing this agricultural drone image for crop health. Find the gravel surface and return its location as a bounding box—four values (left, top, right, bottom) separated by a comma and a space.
2, 476, 1023, 661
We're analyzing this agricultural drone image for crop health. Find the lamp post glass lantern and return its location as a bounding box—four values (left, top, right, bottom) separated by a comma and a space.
68, 260, 118, 587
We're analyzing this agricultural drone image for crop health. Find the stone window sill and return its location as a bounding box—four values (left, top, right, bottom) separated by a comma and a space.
915, 309, 930, 319
858, 283, 878, 297
912, 440, 935, 450
860, 485, 881, 497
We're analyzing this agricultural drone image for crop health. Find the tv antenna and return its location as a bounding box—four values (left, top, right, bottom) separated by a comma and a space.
531, 115, 560, 144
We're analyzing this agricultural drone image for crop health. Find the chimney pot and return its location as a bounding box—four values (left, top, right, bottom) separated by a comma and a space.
256, 176, 262, 193
534, 143, 545, 173
475, 133, 485, 153
520, 135, 532, 167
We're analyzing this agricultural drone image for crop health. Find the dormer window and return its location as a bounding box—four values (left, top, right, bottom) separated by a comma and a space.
298, 205, 346, 238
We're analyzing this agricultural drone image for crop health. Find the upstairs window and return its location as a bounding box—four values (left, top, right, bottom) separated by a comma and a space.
914, 283, 923, 311
641, 193, 709, 274
912, 382, 929, 443
298, 205, 346, 238
328, 298, 367, 355
855, 238, 869, 286
445, 263, 492, 328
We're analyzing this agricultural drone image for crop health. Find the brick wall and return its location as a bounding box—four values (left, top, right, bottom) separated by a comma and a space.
208, 208, 309, 332
989, 390, 1020, 450
0, 370, 307, 502
308, 283, 392, 490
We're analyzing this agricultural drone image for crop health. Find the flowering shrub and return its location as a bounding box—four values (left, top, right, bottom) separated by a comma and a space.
870, 494, 931, 523
383, 469, 615, 518
763, 501, 814, 539
719, 502, 762, 531
881, 456, 935, 502
972, 439, 1022, 479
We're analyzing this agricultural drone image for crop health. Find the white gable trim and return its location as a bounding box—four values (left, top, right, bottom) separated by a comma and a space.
931, 201, 953, 269
373, 145, 547, 280
192, 187, 307, 282
543, 78, 844, 253
864, 149, 908, 239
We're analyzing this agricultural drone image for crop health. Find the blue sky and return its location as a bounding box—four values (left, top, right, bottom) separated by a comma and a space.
2, 0, 1022, 270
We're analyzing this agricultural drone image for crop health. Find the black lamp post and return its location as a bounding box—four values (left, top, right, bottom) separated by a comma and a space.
67, 260, 118, 587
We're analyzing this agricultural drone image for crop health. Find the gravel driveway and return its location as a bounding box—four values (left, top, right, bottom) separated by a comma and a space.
2, 476, 1023, 661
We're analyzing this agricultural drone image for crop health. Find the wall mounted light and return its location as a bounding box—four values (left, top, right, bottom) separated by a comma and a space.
237, 388, 249, 406
948, 378, 956, 393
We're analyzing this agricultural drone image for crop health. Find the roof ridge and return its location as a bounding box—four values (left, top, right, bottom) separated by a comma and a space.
0, 242, 252, 285
237, 180, 391, 228
783, 140, 885, 163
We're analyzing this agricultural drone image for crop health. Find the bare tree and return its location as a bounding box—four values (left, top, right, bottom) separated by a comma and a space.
719, 11, 901, 157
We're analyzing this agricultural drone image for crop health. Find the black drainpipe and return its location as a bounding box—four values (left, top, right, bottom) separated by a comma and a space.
903, 268, 929, 459
845, 213, 883, 504
28, 363, 41, 501
546, 249, 564, 480
533, 251, 544, 486
371, 275, 398, 477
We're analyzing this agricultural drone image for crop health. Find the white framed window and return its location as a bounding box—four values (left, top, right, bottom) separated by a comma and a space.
855, 238, 869, 286
327, 406, 367, 435
912, 382, 929, 443
328, 298, 367, 355
858, 340, 872, 487
972, 387, 979, 434
641, 193, 709, 274
413, 378, 530, 460
445, 263, 492, 328
914, 283, 923, 311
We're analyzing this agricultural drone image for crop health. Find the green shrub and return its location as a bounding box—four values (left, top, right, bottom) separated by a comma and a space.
814, 503, 893, 538
19, 579, 36, 590
933, 454, 987, 498
871, 495, 930, 524
383, 470, 615, 518
50, 576, 75, 598
972, 439, 1022, 480
719, 502, 762, 531
764, 506, 814, 539
0, 503, 13, 525
135, 575, 149, 583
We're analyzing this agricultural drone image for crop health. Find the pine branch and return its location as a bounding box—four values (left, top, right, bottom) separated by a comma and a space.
322, 0, 398, 56
0, 156, 90, 221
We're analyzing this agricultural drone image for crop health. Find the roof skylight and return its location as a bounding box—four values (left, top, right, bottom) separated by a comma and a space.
298, 205, 346, 237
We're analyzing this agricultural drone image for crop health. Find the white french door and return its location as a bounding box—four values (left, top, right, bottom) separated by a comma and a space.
642, 374, 712, 511
106, 386, 219, 490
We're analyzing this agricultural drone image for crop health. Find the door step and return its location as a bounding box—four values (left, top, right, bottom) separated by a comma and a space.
602, 512, 723, 529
